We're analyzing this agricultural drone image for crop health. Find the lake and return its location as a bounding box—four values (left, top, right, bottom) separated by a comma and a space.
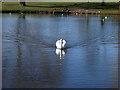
2, 14, 119, 88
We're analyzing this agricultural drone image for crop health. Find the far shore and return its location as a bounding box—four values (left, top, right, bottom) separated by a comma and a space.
1, 2, 120, 15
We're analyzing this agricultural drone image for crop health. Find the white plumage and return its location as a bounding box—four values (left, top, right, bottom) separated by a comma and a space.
56, 39, 66, 49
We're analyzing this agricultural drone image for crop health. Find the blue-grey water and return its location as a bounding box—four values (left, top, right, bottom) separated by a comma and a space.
2, 14, 119, 88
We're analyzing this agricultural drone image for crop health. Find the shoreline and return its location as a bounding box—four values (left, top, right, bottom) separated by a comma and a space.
2, 2, 120, 15
1, 9, 120, 15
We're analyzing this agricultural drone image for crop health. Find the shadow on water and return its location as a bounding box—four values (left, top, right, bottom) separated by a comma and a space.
2, 13, 119, 88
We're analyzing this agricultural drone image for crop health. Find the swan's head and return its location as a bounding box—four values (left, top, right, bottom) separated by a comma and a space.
60, 39, 63, 41
60, 39, 64, 43
60, 39, 62, 42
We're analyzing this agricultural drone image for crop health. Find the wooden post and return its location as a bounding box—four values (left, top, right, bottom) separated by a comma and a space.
20, 2, 26, 6
101, 0, 105, 6
19, 0, 26, 6
119, 5, 120, 10
119, 4, 120, 11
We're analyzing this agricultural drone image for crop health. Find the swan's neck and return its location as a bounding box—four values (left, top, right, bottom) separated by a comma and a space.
60, 41, 62, 48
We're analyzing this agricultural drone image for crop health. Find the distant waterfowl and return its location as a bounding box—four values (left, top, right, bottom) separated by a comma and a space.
9, 13, 11, 15
105, 16, 107, 19
102, 16, 107, 22
98, 11, 101, 13
56, 39, 66, 49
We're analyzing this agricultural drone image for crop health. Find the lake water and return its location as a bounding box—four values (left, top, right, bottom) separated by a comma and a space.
2, 14, 119, 88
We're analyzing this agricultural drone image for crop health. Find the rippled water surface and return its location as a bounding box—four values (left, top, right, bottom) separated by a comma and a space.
2, 14, 119, 88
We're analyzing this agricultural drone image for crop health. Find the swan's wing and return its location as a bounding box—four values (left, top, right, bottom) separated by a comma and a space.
56, 40, 59, 45
56, 40, 60, 47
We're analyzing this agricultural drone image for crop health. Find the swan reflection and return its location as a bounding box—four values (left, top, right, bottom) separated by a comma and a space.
56, 49, 65, 59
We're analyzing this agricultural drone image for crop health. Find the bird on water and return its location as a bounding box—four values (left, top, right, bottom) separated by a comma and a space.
56, 39, 66, 49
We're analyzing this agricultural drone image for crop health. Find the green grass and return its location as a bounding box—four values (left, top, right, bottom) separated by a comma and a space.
71, 2, 119, 9
26, 2, 119, 9
91, 9, 119, 14
2, 2, 40, 11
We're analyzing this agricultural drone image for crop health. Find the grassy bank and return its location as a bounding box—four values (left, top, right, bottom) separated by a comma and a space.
1, 2, 120, 14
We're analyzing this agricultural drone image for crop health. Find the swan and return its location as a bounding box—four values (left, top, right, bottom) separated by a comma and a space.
102, 16, 107, 22
105, 16, 107, 19
56, 39, 66, 49
9, 13, 11, 15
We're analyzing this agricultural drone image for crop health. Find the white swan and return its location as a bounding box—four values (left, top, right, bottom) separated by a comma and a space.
9, 13, 11, 15
102, 16, 107, 22
105, 16, 107, 19
56, 39, 66, 49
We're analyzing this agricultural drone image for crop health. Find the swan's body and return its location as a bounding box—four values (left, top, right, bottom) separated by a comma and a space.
56, 39, 66, 49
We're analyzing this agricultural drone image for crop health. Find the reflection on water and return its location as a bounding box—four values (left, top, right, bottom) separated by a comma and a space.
56, 49, 66, 59
2, 14, 119, 88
